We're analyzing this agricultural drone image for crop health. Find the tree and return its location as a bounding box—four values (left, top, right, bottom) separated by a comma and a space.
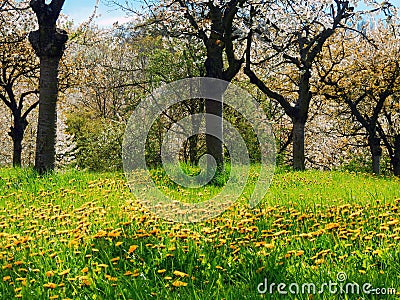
244, 0, 357, 170
0, 0, 39, 167
66, 25, 206, 170
318, 23, 400, 175
28, 0, 68, 173
124, 0, 249, 173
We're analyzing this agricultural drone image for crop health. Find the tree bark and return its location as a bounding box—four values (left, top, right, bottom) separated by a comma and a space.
13, 136, 23, 167
29, 0, 68, 173
205, 39, 225, 173
393, 134, 400, 177
188, 135, 199, 165
369, 137, 382, 175
292, 120, 306, 170
34, 56, 61, 172
9, 116, 28, 167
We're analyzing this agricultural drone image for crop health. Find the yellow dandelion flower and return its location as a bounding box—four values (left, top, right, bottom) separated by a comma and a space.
128, 245, 138, 254
265, 243, 274, 249
256, 267, 265, 273
45, 271, 55, 277
43, 282, 57, 289
124, 271, 133, 276
164, 276, 173, 280
172, 280, 188, 287
254, 241, 266, 247
3, 276, 11, 281
110, 257, 120, 262
115, 242, 123, 247
157, 269, 167, 274
82, 278, 91, 286
58, 269, 70, 276
325, 223, 340, 230
81, 267, 89, 273
18, 268, 28, 273
49, 296, 59, 299
173, 270, 189, 277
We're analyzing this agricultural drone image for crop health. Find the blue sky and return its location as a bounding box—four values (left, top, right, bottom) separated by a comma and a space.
61, 0, 139, 27
61, 0, 400, 27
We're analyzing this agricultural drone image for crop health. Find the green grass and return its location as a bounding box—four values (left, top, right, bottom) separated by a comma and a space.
0, 166, 399, 299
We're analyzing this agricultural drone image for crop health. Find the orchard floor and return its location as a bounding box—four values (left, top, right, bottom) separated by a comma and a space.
0, 167, 399, 299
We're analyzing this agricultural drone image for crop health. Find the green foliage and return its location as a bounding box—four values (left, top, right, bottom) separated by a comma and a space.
66, 112, 124, 171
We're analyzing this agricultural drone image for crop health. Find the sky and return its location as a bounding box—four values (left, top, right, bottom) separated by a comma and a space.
61, 0, 139, 27
61, 0, 400, 27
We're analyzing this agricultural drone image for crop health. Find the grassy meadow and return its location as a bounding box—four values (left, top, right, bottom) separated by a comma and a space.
0, 167, 399, 299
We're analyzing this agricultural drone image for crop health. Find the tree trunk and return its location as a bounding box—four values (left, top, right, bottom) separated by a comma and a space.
13, 138, 23, 167
393, 134, 400, 177
369, 137, 382, 175
292, 120, 306, 171
205, 99, 223, 166
188, 102, 203, 165
205, 41, 224, 173
8, 116, 28, 167
29, 1, 68, 174
188, 135, 199, 165
34, 56, 61, 173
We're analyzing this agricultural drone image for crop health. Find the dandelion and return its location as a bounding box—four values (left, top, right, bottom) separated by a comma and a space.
128, 245, 138, 253
325, 223, 340, 230
46, 271, 55, 277
173, 270, 189, 277
43, 282, 57, 289
172, 280, 188, 287
58, 269, 70, 276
